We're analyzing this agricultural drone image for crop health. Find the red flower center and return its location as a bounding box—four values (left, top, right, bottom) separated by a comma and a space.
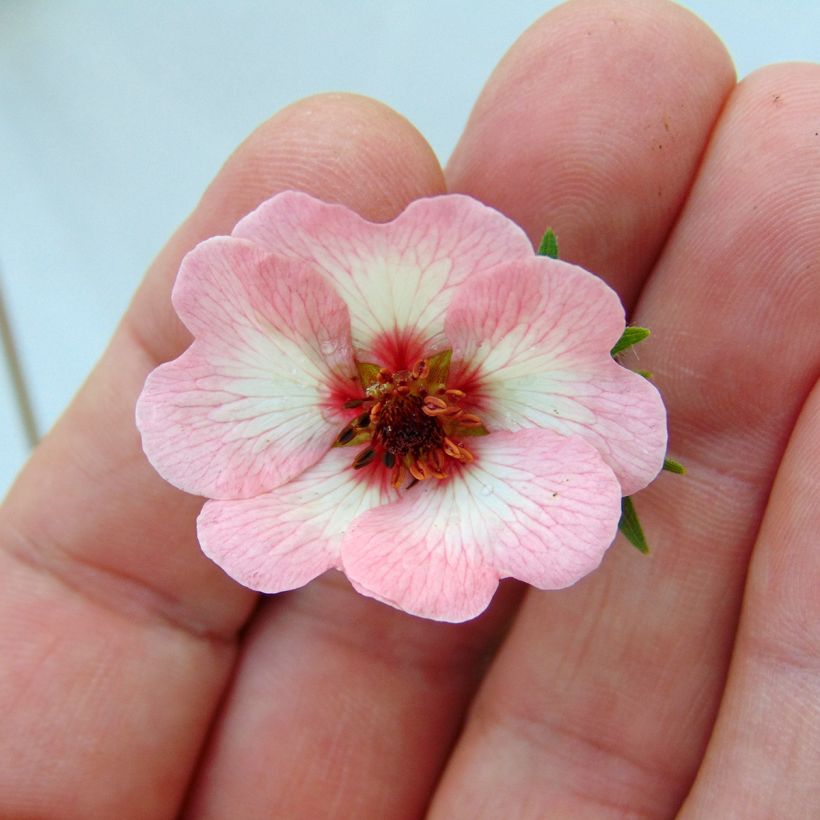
335, 353, 485, 488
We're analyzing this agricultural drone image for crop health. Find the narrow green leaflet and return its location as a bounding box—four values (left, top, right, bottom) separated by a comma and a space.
611, 326, 651, 357
663, 456, 686, 475
537, 228, 559, 259
619, 496, 649, 554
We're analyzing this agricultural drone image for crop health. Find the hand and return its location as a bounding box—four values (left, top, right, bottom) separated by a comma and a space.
2, 1, 818, 816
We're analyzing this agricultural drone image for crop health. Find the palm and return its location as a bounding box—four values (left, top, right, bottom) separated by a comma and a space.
2, 2, 818, 817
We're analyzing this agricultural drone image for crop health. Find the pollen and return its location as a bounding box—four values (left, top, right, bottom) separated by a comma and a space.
334, 351, 486, 487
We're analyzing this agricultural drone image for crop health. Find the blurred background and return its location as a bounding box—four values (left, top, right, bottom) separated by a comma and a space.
1, 0, 818, 495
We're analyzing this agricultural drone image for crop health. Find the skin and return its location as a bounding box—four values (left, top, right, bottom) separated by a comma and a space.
1, 0, 818, 817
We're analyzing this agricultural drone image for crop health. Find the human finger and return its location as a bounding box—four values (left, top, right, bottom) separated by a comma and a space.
431, 61, 820, 816
447, 0, 735, 305
680, 380, 820, 817
0, 93, 444, 817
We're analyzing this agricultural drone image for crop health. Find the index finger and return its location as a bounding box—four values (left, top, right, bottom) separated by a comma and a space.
0, 93, 444, 817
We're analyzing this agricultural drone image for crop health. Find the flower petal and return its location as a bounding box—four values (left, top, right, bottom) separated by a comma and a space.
197, 447, 397, 592
341, 429, 621, 622
136, 237, 356, 499
232, 191, 534, 367
446, 262, 667, 495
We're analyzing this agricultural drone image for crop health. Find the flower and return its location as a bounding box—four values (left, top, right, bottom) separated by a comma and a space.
136, 192, 667, 622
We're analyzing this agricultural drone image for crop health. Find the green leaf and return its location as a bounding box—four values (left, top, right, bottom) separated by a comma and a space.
663, 456, 686, 475
619, 496, 649, 554
611, 326, 651, 357
537, 228, 559, 259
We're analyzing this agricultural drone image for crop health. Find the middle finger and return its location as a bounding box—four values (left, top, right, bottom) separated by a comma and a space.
187, 1, 736, 816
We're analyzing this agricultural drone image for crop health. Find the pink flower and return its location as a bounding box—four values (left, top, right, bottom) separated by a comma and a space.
136, 192, 666, 622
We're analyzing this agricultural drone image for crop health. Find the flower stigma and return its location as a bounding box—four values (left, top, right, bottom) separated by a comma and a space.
334, 349, 486, 489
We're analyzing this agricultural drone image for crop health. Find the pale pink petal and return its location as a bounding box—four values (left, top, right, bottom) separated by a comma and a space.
136, 238, 356, 499
232, 191, 533, 367
341, 429, 621, 622
446, 262, 667, 495
198, 448, 397, 592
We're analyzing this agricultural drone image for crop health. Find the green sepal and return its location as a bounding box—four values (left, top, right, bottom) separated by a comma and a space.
425, 349, 453, 391
619, 496, 649, 554
356, 361, 382, 390
537, 228, 559, 259
636, 369, 654, 380
611, 326, 651, 357
663, 456, 686, 475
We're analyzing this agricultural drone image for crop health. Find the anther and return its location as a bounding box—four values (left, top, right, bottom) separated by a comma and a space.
431, 449, 446, 472
337, 427, 356, 445
383, 451, 396, 468
396, 384, 411, 394
416, 459, 433, 480
445, 388, 465, 399
423, 404, 462, 417
370, 401, 382, 423
378, 367, 392, 383
424, 396, 448, 410
343, 398, 365, 408
443, 437, 461, 458
355, 411, 371, 428
458, 414, 483, 427
407, 461, 426, 482
458, 446, 474, 462
414, 360, 430, 380
420, 457, 444, 479
353, 448, 376, 469
391, 463, 404, 489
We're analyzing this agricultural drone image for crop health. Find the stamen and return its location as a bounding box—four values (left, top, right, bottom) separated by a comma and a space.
424, 396, 448, 410
443, 437, 461, 458
340, 350, 486, 484
414, 360, 430, 380
407, 461, 426, 482
416, 459, 433, 480
337, 427, 356, 445
353, 447, 376, 469
431, 449, 446, 473
427, 455, 447, 479
424, 404, 462, 417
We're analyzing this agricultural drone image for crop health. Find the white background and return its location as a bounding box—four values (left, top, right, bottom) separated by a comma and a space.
1, 0, 818, 495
